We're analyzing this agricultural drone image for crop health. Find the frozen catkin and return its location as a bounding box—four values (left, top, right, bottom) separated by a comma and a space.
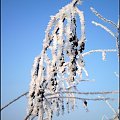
25, 1, 119, 120
26, 1, 88, 119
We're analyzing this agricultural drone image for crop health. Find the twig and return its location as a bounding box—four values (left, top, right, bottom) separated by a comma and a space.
114, 72, 119, 79
45, 91, 119, 97
92, 21, 117, 39
24, 112, 32, 120
101, 115, 109, 120
90, 7, 118, 29
98, 96, 117, 114
1, 91, 28, 111
47, 96, 113, 101
82, 49, 117, 57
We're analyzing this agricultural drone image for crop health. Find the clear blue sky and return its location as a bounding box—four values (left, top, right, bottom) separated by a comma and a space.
1, 0, 119, 120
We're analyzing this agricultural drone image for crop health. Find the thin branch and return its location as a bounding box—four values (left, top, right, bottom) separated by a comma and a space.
92, 21, 117, 39
105, 100, 117, 114
90, 7, 118, 29
114, 72, 119, 79
24, 112, 32, 120
79, 79, 95, 82
1, 91, 28, 111
47, 96, 114, 101
45, 91, 119, 97
116, 33, 119, 58
98, 96, 117, 114
72, 0, 82, 6
82, 49, 117, 57
101, 115, 109, 120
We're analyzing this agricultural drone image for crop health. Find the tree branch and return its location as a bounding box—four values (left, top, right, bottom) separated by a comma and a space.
82, 49, 117, 57
1, 91, 28, 111
47, 96, 114, 101
24, 112, 32, 120
45, 91, 119, 97
98, 96, 117, 114
92, 21, 117, 38
90, 7, 118, 29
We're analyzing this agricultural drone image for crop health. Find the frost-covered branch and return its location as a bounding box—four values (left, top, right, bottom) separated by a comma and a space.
71, 0, 82, 6
98, 96, 117, 114
24, 113, 32, 120
47, 96, 113, 101
1, 91, 28, 111
45, 91, 119, 97
92, 21, 117, 39
114, 72, 119, 79
82, 49, 117, 60
101, 115, 109, 120
92, 20, 119, 58
90, 7, 118, 29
